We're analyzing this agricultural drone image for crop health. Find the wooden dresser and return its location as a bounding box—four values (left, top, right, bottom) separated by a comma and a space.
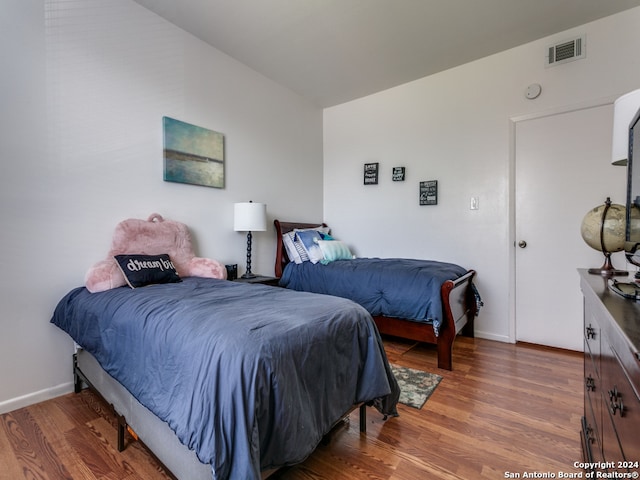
579, 270, 640, 472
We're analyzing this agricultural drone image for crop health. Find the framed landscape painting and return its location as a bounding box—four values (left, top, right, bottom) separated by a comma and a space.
163, 116, 225, 188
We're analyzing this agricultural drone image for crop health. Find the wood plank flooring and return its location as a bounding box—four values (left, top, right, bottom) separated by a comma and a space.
0, 337, 584, 480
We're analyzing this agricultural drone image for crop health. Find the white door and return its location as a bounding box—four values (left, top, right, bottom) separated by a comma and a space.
514, 104, 626, 351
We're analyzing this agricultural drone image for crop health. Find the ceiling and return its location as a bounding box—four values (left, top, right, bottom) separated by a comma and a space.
132, 0, 640, 107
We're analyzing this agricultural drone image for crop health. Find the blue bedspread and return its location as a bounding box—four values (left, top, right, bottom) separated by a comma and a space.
51, 277, 398, 480
279, 258, 468, 335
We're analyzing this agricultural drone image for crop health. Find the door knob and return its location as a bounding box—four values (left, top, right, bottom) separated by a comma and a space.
518, 240, 527, 248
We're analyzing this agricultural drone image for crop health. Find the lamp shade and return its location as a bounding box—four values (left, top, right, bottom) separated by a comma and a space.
612, 89, 640, 166
234, 202, 267, 232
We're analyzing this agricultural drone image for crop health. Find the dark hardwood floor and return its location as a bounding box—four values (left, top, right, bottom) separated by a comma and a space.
0, 337, 584, 480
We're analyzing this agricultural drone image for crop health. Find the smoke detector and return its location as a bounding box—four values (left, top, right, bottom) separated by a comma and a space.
545, 35, 586, 67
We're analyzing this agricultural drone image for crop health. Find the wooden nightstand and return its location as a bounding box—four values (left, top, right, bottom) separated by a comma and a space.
232, 275, 280, 287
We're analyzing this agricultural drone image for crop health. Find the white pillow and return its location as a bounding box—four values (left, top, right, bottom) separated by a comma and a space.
282, 231, 302, 264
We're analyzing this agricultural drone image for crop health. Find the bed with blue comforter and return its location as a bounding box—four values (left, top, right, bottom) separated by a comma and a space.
274, 220, 480, 371
279, 258, 467, 336
51, 277, 399, 480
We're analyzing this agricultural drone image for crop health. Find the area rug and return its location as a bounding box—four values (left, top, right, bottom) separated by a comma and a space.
390, 364, 443, 409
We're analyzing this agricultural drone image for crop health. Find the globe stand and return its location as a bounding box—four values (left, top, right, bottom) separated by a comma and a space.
588, 252, 627, 276
588, 197, 627, 277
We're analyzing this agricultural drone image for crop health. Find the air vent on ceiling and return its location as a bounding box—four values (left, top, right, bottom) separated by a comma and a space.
545, 35, 586, 67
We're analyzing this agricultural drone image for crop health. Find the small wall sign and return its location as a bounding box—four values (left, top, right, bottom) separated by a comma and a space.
419, 180, 438, 205
364, 162, 379, 185
392, 167, 405, 181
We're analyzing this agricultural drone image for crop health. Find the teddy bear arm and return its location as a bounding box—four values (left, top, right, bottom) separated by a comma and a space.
187, 257, 227, 280
85, 259, 126, 293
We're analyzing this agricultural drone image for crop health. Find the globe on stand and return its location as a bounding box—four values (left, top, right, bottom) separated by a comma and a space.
580, 197, 628, 276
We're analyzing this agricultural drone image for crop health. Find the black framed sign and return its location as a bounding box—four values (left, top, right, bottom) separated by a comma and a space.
364, 162, 379, 185
419, 180, 438, 205
392, 167, 405, 181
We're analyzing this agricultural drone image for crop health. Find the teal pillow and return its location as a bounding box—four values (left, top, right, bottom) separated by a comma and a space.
318, 240, 353, 264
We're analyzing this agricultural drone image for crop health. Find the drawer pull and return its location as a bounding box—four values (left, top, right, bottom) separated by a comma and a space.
608, 386, 625, 417
610, 398, 625, 417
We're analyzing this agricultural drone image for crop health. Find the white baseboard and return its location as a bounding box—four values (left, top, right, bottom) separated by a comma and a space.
0, 382, 74, 415
474, 330, 512, 343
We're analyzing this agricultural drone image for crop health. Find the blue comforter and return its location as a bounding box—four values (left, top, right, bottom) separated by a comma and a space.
279, 258, 468, 335
51, 277, 398, 480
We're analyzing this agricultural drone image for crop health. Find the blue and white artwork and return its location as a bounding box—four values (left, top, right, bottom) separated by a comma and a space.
163, 116, 225, 188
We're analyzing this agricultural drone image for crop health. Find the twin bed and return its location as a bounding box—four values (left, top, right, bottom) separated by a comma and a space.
52, 278, 398, 479
274, 220, 479, 371
50, 214, 478, 480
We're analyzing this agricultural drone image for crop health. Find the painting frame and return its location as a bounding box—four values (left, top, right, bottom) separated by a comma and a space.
163, 116, 225, 189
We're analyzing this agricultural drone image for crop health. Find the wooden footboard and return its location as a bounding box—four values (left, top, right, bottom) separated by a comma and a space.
372, 270, 476, 370
273, 220, 478, 371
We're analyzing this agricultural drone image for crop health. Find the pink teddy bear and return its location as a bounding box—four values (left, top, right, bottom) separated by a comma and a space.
85, 213, 226, 293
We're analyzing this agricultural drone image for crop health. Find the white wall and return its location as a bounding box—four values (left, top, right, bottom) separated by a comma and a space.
323, 8, 640, 342
0, 0, 323, 413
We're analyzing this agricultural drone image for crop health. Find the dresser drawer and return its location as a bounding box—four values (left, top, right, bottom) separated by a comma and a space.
602, 344, 640, 463
584, 395, 602, 461
584, 313, 601, 377
584, 334, 602, 460
585, 334, 601, 413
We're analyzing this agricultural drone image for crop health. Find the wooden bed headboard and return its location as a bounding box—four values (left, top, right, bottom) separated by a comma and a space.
273, 220, 328, 278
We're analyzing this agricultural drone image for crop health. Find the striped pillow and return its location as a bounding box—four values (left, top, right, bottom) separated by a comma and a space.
282, 226, 331, 264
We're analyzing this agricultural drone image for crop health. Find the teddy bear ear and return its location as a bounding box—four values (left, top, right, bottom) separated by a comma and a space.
147, 213, 164, 223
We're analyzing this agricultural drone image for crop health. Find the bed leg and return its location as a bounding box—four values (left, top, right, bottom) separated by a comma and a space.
461, 309, 476, 338
117, 413, 127, 452
462, 279, 478, 338
73, 354, 84, 393
359, 404, 366, 433
436, 338, 453, 371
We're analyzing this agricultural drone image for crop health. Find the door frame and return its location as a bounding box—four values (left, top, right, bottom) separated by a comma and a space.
507, 95, 618, 344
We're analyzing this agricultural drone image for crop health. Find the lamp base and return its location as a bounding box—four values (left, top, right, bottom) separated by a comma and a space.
242, 231, 255, 280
